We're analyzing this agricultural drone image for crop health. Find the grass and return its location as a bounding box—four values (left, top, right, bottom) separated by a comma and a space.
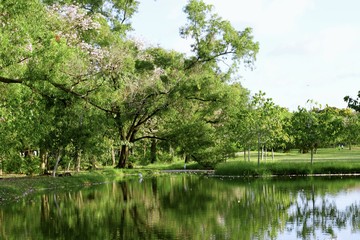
215, 146, 360, 176
138, 161, 206, 170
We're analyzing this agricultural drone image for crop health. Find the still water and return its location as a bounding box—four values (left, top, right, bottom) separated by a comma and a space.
1, 174, 360, 240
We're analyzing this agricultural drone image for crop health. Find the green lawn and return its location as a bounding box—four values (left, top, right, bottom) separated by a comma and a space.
139, 147, 360, 172
216, 146, 360, 176
232, 146, 360, 163
139, 161, 205, 170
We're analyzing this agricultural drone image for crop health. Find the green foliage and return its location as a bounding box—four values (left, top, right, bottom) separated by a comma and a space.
3, 155, 24, 174
181, 0, 259, 74
344, 91, 360, 112
23, 156, 42, 175
290, 106, 320, 150
289, 103, 347, 163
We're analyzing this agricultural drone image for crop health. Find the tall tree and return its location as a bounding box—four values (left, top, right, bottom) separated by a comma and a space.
0, 0, 259, 169
96, 0, 259, 168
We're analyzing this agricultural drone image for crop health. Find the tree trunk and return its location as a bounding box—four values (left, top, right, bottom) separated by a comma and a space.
40, 150, 48, 174
272, 148, 274, 161
310, 148, 314, 165
257, 136, 261, 166
150, 139, 157, 164
116, 145, 129, 168
76, 149, 82, 172
66, 162, 71, 172
91, 157, 96, 170
264, 147, 267, 162
111, 147, 116, 166
52, 149, 63, 177
0, 158, 2, 176
185, 154, 191, 163
248, 148, 250, 162
243, 147, 246, 161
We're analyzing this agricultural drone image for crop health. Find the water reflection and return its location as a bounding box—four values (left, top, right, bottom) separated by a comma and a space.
1, 175, 360, 239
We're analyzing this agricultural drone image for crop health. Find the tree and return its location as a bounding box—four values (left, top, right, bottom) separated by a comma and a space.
289, 103, 344, 164
95, 0, 259, 168
316, 106, 345, 148
290, 105, 321, 164
246, 92, 288, 164
180, 0, 259, 73
0, 1, 137, 170
340, 110, 360, 150
0, 0, 259, 169
159, 82, 249, 167
344, 91, 360, 112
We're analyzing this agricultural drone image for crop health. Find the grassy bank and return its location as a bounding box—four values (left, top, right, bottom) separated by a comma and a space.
140, 161, 205, 170
215, 147, 360, 176
0, 168, 156, 204
215, 161, 360, 177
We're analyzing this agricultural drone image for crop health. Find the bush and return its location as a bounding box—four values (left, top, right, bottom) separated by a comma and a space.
4, 155, 24, 174
4, 155, 41, 175
24, 156, 41, 175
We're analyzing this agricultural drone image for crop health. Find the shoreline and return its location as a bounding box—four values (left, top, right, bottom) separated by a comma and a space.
1, 168, 360, 205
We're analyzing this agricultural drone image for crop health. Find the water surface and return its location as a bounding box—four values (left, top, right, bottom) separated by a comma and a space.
1, 175, 360, 239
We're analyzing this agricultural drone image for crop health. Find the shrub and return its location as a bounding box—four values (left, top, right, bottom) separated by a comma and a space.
4, 154, 24, 174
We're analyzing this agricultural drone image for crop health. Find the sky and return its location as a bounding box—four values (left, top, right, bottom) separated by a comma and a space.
130, 0, 360, 111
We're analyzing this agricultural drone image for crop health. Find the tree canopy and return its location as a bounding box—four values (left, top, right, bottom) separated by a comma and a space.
0, 0, 358, 174
0, 0, 260, 172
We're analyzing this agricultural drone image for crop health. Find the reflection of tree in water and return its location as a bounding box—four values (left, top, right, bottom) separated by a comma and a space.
37, 180, 179, 240
286, 186, 360, 240
349, 204, 360, 231
160, 177, 214, 213
1, 176, 360, 239
221, 182, 292, 240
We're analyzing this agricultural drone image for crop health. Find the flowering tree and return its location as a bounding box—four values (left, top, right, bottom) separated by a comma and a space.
0, 0, 259, 170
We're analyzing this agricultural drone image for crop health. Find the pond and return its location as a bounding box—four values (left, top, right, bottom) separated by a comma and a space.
1, 174, 360, 239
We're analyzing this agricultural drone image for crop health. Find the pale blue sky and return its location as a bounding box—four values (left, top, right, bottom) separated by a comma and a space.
131, 0, 360, 111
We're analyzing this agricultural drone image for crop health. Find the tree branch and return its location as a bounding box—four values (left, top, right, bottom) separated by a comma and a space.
133, 135, 167, 142
0, 57, 30, 71
185, 96, 218, 102
185, 50, 237, 70
0, 76, 24, 84
48, 81, 116, 114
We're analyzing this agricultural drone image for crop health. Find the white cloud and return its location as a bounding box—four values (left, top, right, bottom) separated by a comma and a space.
205, 0, 315, 35
270, 25, 360, 58
305, 26, 360, 61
